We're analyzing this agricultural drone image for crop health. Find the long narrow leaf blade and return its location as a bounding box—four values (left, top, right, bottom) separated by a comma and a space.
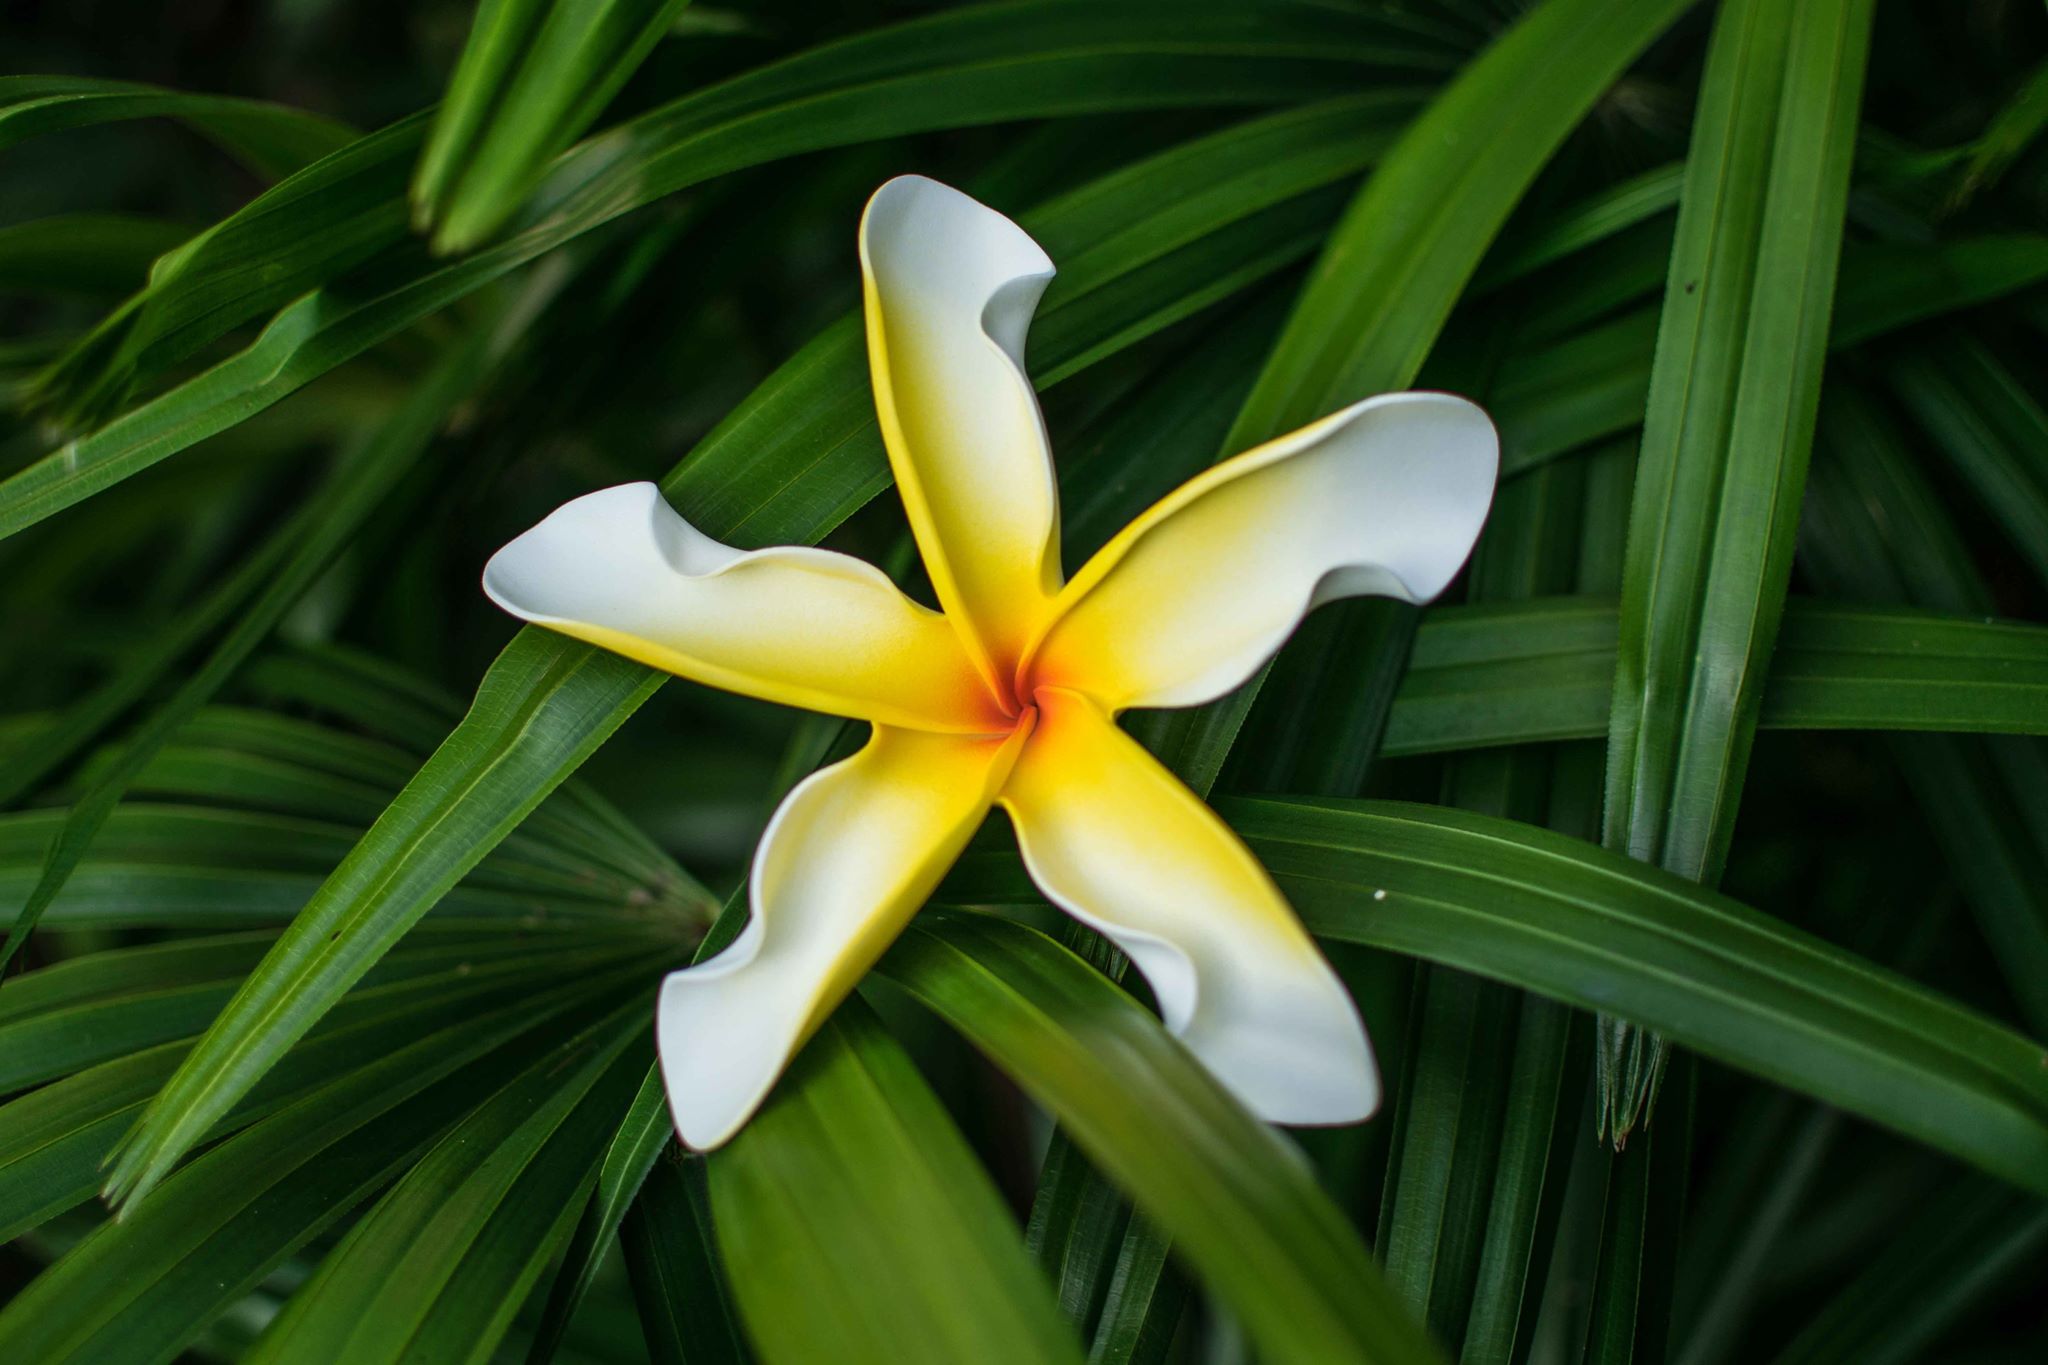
1227, 798, 2048, 1197
881, 912, 1443, 1365
709, 1003, 1082, 1365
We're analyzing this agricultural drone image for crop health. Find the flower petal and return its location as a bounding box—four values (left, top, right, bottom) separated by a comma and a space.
658, 722, 1029, 1150
998, 687, 1377, 1125
484, 482, 1005, 733
861, 175, 1061, 688
1026, 392, 1497, 711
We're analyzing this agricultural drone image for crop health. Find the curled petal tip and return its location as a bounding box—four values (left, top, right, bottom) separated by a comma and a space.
1324, 389, 1499, 606
1195, 991, 1381, 1126
999, 689, 1379, 1131
481, 482, 1000, 732
658, 959, 780, 1152
658, 725, 1024, 1150
860, 174, 1062, 678
1026, 389, 1502, 711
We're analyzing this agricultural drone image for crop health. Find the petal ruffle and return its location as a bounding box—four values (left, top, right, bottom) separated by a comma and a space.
658, 722, 1030, 1149
484, 482, 1006, 733
861, 175, 1061, 691
1025, 392, 1497, 711
998, 687, 1377, 1125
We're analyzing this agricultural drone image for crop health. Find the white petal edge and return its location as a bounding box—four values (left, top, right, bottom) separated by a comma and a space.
860, 174, 1063, 683
657, 723, 1029, 1150
1026, 391, 1499, 712
998, 688, 1379, 1125
482, 482, 1003, 732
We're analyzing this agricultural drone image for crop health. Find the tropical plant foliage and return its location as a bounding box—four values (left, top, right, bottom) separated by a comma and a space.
3, 1, 2046, 1362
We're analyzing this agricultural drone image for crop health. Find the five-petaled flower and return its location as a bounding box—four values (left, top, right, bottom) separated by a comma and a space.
484, 176, 1499, 1149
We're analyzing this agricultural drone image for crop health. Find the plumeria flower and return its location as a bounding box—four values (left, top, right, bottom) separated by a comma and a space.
484, 176, 1498, 1150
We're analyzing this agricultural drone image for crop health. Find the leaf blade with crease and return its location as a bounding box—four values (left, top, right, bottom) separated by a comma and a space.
1599, 0, 1876, 1142
95, 89, 1429, 1212
0, 280, 552, 972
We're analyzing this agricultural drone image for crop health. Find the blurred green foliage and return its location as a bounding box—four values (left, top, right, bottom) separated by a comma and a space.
1, 2, 2046, 1363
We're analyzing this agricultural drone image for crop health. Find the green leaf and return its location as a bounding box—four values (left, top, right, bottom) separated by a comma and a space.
1381, 597, 2048, 757
0, 929, 652, 1095
1190, 0, 1701, 819
1888, 330, 2048, 590
591, 89, 1418, 546
523, 1067, 671, 1365
0, 85, 1412, 536
1748, 602, 2048, 735
1575, 1065, 1694, 1365
1372, 457, 1591, 1361
1028, 1128, 1139, 1338
241, 1008, 648, 1365
0, 75, 356, 179
0, 937, 637, 1242
1083, 1219, 1187, 1365
1018, 1046, 1190, 1362
0, 215, 192, 296
1471, 163, 1685, 293
1671, 1096, 1838, 1365
1490, 233, 2048, 482
1801, 385, 2048, 1040
0, 980, 639, 1364
1598, 0, 1875, 1146
0, 932, 277, 1090
879, 912, 1444, 1365
15, 0, 1437, 446
1766, 1177, 2048, 1365
1825, 235, 2048, 348
1225, 797, 2048, 1197
1604, 0, 1876, 883
0, 804, 676, 939
0, 1045, 186, 1243
96, 637, 669, 1208
415, 0, 696, 252
710, 1001, 1082, 1365
95, 90, 1424, 1211
523, 880, 754, 1365
0, 789, 684, 932
0, 279, 553, 971
241, 641, 468, 750
1946, 57, 2048, 209
619, 1148, 746, 1365
164, 687, 698, 903
0, 546, 295, 811
1377, 970, 1524, 1347
1452, 995, 1583, 1365
101, 682, 649, 862
1223, 0, 1699, 450
22, 108, 428, 433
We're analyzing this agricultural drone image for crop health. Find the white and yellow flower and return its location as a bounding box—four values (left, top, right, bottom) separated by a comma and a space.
485, 176, 1498, 1149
